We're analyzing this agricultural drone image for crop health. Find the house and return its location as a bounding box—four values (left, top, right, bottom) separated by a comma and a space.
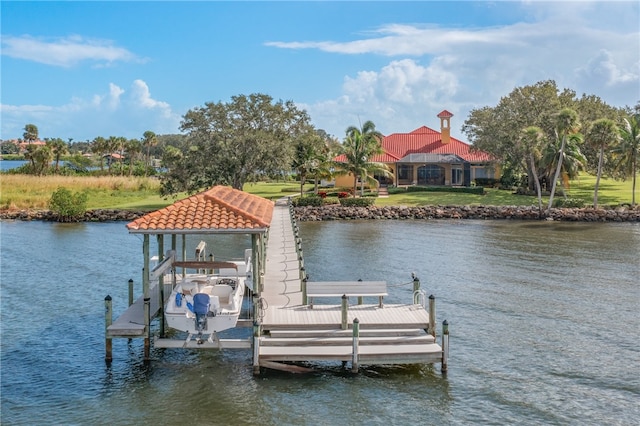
334, 110, 499, 188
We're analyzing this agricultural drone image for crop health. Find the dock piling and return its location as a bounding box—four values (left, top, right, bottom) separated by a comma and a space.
428, 295, 436, 338
352, 318, 360, 373
128, 279, 134, 306
442, 320, 449, 373
341, 295, 348, 330
104, 295, 112, 362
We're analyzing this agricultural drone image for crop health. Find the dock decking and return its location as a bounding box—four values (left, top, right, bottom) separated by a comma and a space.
256, 199, 446, 370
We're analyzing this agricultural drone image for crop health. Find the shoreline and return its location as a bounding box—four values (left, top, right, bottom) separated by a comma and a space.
2, 204, 639, 222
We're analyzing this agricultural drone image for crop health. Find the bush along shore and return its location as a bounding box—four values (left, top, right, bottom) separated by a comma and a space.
294, 204, 640, 222
1, 204, 639, 222
0, 209, 147, 222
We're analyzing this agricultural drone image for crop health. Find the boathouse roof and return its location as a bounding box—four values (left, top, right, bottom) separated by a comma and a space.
126, 186, 274, 234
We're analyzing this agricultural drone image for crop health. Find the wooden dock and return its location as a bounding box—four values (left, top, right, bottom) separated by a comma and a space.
105, 194, 448, 373
254, 199, 447, 372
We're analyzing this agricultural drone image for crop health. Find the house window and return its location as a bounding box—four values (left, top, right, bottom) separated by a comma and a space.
473, 166, 494, 179
452, 167, 463, 185
398, 164, 413, 180
417, 165, 445, 185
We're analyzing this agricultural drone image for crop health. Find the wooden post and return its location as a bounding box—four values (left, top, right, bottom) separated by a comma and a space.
357, 278, 363, 305
341, 294, 348, 330
157, 234, 165, 338
128, 279, 134, 306
428, 295, 436, 338
413, 275, 420, 293
143, 234, 150, 362
104, 295, 112, 362
253, 293, 261, 375
352, 318, 360, 373
302, 275, 308, 305
442, 320, 449, 373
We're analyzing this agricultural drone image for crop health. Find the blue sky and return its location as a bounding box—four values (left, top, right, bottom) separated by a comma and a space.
2, 1, 639, 143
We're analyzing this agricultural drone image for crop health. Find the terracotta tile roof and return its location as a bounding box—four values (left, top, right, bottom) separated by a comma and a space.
437, 110, 454, 118
126, 186, 274, 234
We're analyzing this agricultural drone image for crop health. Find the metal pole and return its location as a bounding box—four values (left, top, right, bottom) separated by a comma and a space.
157, 234, 165, 338
104, 295, 112, 362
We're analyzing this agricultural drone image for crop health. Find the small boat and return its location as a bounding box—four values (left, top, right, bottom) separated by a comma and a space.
164, 257, 250, 344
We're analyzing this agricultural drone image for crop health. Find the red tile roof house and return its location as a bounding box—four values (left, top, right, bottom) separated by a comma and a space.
333, 110, 499, 189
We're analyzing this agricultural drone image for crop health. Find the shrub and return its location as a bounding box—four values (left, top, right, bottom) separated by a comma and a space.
49, 187, 88, 221
292, 195, 323, 207
337, 192, 350, 199
474, 178, 499, 187
553, 198, 585, 208
407, 186, 484, 195
317, 191, 327, 199
339, 197, 375, 207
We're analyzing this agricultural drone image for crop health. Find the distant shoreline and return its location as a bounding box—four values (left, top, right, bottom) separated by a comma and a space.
2, 204, 639, 223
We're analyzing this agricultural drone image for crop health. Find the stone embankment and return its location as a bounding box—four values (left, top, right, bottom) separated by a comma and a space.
294, 205, 640, 222
0, 209, 146, 222
2, 205, 639, 222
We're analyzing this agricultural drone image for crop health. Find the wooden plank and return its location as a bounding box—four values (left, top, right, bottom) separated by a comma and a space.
154, 338, 251, 349
268, 328, 425, 338
259, 343, 442, 363
259, 335, 435, 346
107, 283, 162, 337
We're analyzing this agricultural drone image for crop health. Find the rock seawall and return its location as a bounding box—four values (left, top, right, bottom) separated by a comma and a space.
2, 205, 639, 222
294, 205, 640, 222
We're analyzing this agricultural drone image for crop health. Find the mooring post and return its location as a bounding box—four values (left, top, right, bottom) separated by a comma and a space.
302, 275, 308, 305
413, 275, 420, 293
341, 294, 348, 330
442, 320, 449, 373
128, 279, 134, 307
428, 295, 436, 338
104, 295, 112, 362
352, 318, 360, 373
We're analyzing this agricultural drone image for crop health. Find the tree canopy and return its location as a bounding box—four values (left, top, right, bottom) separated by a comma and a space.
161, 93, 315, 194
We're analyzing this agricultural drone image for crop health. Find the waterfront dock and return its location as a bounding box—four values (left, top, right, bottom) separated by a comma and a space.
105, 189, 448, 373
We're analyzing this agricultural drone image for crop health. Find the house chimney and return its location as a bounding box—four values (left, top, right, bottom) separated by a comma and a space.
437, 110, 453, 144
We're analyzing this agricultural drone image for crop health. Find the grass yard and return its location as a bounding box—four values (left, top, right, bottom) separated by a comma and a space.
0, 173, 636, 210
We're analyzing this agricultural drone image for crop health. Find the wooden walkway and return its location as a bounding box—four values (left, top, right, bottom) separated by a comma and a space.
257, 198, 445, 369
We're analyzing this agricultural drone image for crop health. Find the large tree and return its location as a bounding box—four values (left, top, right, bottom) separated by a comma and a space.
334, 120, 391, 197
586, 119, 619, 208
162, 93, 314, 193
291, 130, 326, 197
519, 126, 545, 214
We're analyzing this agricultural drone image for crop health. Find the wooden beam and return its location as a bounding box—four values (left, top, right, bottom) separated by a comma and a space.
173, 261, 238, 270
259, 360, 314, 374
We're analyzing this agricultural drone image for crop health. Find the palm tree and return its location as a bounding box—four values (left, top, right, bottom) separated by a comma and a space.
142, 131, 158, 177
547, 108, 580, 212
126, 138, 142, 176
613, 113, 640, 205
91, 137, 108, 171
586, 119, 619, 208
46, 138, 68, 172
520, 126, 545, 215
23, 124, 38, 144
334, 121, 391, 197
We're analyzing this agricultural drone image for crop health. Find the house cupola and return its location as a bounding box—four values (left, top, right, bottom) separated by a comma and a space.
437, 110, 454, 144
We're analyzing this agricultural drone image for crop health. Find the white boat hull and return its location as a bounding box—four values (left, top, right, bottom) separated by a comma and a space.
165, 276, 246, 335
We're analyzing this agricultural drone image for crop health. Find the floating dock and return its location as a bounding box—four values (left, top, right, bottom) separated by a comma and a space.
105, 187, 448, 374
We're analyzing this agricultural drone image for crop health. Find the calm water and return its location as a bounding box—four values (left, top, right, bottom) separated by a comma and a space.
0, 160, 28, 171
1, 220, 639, 425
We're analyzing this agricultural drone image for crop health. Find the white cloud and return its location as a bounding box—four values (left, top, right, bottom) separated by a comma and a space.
287, 2, 639, 140
1, 35, 141, 67
0, 80, 181, 140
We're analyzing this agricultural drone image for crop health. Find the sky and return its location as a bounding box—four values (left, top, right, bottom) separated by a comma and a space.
1, 1, 639, 143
